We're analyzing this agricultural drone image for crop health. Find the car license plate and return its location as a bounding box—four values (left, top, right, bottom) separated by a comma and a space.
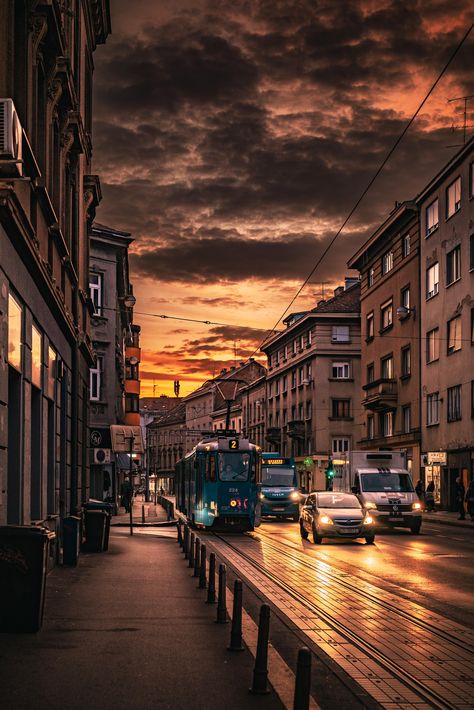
341, 527, 359, 534
273, 507, 285, 511
389, 516, 401, 522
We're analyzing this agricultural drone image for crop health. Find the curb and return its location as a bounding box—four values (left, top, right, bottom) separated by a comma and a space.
111, 520, 178, 528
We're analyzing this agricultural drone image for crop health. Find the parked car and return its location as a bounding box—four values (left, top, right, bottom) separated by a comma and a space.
299, 491, 375, 545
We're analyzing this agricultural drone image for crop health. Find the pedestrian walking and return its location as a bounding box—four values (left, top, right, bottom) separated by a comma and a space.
455, 477, 466, 520
425, 480, 435, 512
415, 479, 424, 508
465, 480, 474, 521
120, 479, 133, 513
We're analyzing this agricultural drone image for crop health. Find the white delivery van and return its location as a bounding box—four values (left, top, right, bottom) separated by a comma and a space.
333, 451, 422, 534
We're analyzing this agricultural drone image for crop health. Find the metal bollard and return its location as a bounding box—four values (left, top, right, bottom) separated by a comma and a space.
189, 532, 195, 568
199, 543, 207, 589
206, 552, 216, 604
293, 647, 312, 710
216, 563, 228, 623
177, 520, 182, 546
249, 604, 271, 694
228, 579, 244, 651
184, 525, 189, 558
193, 537, 201, 577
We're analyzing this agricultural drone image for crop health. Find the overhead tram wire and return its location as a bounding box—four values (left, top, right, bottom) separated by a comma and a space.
248, 19, 474, 359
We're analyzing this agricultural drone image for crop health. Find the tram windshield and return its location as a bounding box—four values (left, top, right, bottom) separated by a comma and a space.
261, 466, 295, 487
218, 453, 251, 481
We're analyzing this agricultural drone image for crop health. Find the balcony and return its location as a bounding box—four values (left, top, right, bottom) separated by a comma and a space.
126, 345, 141, 362
125, 379, 140, 395
362, 378, 398, 411
286, 420, 305, 440
265, 427, 281, 444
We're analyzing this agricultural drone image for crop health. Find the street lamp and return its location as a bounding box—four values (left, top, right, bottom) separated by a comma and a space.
122, 294, 137, 308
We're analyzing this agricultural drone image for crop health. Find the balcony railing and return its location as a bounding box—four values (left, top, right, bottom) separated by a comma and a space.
362, 378, 398, 411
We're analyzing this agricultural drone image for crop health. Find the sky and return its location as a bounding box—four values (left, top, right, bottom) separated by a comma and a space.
92, 0, 474, 398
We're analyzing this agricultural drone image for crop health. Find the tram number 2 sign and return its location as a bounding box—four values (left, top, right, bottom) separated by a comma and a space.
229, 438, 239, 450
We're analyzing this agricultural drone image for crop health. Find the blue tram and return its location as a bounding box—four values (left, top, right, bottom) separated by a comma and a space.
260, 453, 300, 521
175, 435, 262, 531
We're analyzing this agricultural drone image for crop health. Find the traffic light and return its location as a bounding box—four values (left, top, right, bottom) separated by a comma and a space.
325, 458, 335, 490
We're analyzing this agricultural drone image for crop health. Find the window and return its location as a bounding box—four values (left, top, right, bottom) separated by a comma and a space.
367, 415, 375, 440
125, 394, 139, 413
8, 293, 22, 370
283, 344, 288, 359
300, 335, 304, 350
332, 361, 350, 379
447, 315, 461, 354
331, 326, 350, 342
447, 385, 461, 422
292, 339, 297, 354
402, 233, 410, 257
426, 198, 439, 235
380, 300, 393, 330
426, 262, 439, 299
31, 324, 42, 388
367, 363, 374, 384
306, 401, 312, 419
267, 381, 272, 397
470, 235, 474, 271
427, 392, 440, 426
380, 411, 394, 437
331, 399, 351, 418
298, 366, 304, 384
90, 356, 103, 401
307, 330, 312, 346
366, 312, 374, 340
126, 360, 139, 380
275, 379, 280, 395
332, 438, 350, 455
382, 250, 393, 275
446, 176, 461, 218
402, 405, 411, 434
401, 286, 410, 310
401, 346, 411, 377
446, 245, 461, 286
291, 371, 296, 389
89, 272, 103, 316
368, 268, 374, 287
426, 327, 439, 363
47, 346, 56, 400
282, 375, 287, 392
306, 363, 312, 380
381, 355, 394, 379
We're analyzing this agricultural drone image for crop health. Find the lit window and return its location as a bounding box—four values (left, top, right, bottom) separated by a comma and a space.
331, 326, 350, 342
427, 393, 439, 425
332, 361, 350, 379
446, 245, 461, 286
380, 300, 393, 330
382, 250, 393, 275
447, 385, 461, 422
47, 346, 56, 399
402, 233, 410, 257
89, 272, 103, 316
31, 324, 42, 388
426, 263, 439, 299
8, 293, 22, 371
426, 328, 439, 363
447, 315, 461, 354
446, 177, 461, 218
426, 199, 439, 236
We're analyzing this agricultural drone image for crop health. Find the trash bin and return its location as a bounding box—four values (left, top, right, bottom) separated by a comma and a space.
83, 509, 107, 552
83, 500, 113, 551
63, 516, 81, 566
0, 525, 56, 633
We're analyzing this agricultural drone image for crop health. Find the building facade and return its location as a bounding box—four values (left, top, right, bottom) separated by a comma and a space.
241, 375, 266, 449
261, 280, 361, 491
147, 401, 186, 494
0, 1, 110, 535
88, 222, 135, 504
348, 201, 421, 482
417, 137, 474, 509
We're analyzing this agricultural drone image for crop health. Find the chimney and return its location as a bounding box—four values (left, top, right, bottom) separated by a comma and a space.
220, 368, 227, 374
317, 300, 325, 307
333, 286, 344, 297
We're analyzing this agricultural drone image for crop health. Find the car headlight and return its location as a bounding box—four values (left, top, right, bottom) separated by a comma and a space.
319, 515, 333, 525
412, 502, 422, 510
364, 502, 377, 510
289, 491, 300, 501
363, 515, 374, 525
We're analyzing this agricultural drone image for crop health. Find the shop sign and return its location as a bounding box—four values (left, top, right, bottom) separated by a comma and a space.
427, 451, 447, 465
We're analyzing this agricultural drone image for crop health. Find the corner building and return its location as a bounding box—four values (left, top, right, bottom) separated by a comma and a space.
0, 2, 110, 534
417, 138, 474, 509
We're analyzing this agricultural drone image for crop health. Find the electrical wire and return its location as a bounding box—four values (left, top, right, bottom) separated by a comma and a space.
249, 19, 474, 357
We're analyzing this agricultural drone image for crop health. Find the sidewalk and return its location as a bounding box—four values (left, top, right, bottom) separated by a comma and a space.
0, 511, 284, 710
422, 509, 474, 528
113, 497, 172, 525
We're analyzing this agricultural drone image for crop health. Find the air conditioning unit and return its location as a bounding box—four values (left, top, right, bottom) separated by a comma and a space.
93, 448, 111, 465
0, 98, 23, 176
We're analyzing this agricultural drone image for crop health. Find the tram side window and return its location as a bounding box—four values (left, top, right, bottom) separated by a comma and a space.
207, 455, 216, 482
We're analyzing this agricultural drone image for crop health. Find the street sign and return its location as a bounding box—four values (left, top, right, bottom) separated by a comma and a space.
110, 425, 144, 453
427, 451, 447, 465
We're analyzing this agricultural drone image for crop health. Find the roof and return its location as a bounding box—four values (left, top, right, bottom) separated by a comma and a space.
91, 222, 134, 248
310, 281, 360, 314
148, 401, 186, 428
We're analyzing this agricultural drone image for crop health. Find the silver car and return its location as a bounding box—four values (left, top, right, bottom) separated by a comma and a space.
299, 491, 375, 544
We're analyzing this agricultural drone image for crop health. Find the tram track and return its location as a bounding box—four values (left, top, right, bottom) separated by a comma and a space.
253, 528, 474, 655
210, 530, 469, 710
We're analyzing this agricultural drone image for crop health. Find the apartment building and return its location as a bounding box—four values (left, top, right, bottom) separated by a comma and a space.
241, 374, 266, 449
261, 280, 361, 491
348, 201, 421, 481
417, 137, 474, 509
147, 401, 186, 494
0, 1, 110, 532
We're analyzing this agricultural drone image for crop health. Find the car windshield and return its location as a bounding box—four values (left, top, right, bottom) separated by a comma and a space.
218, 453, 251, 481
262, 467, 295, 487
316, 493, 361, 509
361, 473, 414, 493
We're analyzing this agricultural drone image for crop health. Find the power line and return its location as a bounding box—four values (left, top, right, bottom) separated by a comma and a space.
249, 19, 474, 357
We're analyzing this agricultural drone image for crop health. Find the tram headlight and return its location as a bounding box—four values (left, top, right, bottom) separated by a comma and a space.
230, 499, 237, 508
289, 491, 300, 501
